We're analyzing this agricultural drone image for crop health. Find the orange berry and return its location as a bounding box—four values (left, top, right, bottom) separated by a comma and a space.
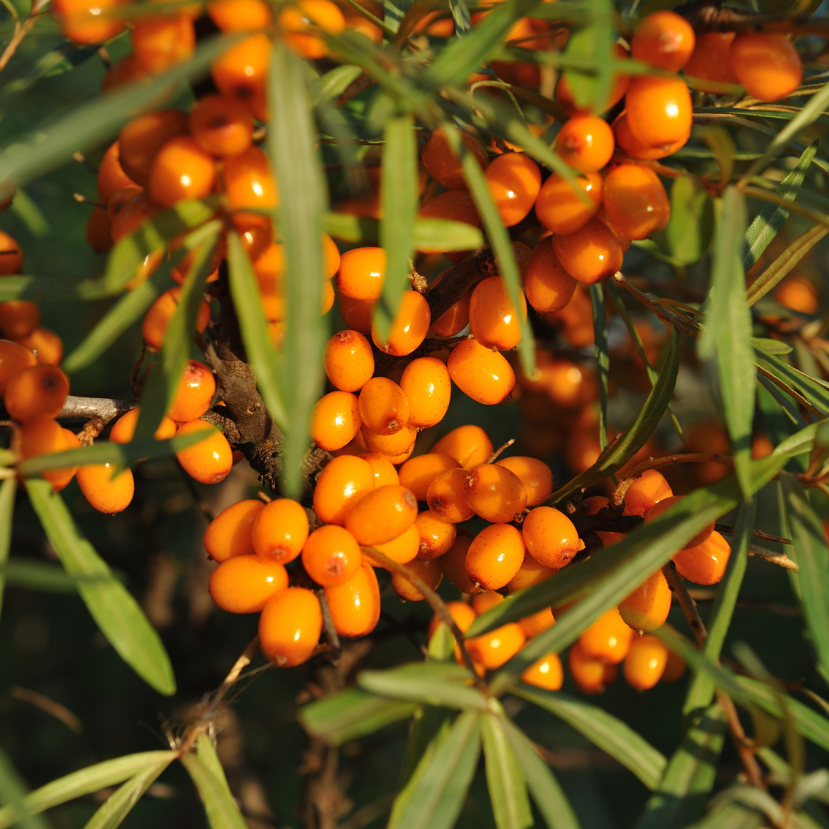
603, 164, 670, 241
204, 499, 265, 562
358, 453, 399, 487
0, 232, 21, 274
371, 291, 431, 357
495, 456, 553, 507
108, 190, 160, 243
775, 275, 819, 314
259, 587, 322, 667
467, 621, 525, 670
623, 634, 669, 690
86, 206, 113, 253
469, 276, 526, 351
118, 110, 189, 187
142, 287, 210, 352
556, 43, 630, 116
613, 112, 686, 161
189, 94, 254, 157
5, 364, 69, 423
417, 191, 482, 261
568, 641, 617, 693
631, 11, 695, 73
372, 523, 420, 565
645, 496, 714, 548
168, 360, 216, 423
325, 561, 381, 638
683, 33, 738, 94
18, 418, 77, 491
463, 463, 527, 523
521, 652, 563, 690
465, 523, 525, 591
97, 142, 137, 204
312, 455, 374, 525
484, 152, 541, 226
109, 407, 177, 443
535, 172, 603, 236
662, 649, 686, 683
518, 606, 556, 637
471, 590, 503, 618
310, 391, 362, 451
0, 301, 39, 340
222, 145, 278, 230
441, 533, 481, 593
399, 357, 452, 429
522, 506, 580, 569
399, 453, 460, 501
211, 33, 271, 103
250, 498, 310, 563
208, 0, 272, 31
578, 607, 634, 664
0, 339, 36, 395
673, 531, 730, 585
623, 469, 673, 516
358, 377, 409, 436
101, 53, 152, 92
429, 269, 471, 338
422, 128, 489, 190
302, 525, 362, 587
279, 0, 345, 59
345, 484, 418, 546
208, 554, 288, 612
175, 420, 233, 484
447, 338, 515, 405
624, 76, 692, 152
337, 293, 376, 335
508, 555, 557, 593
132, 14, 195, 75
552, 217, 623, 284
336, 247, 386, 301
391, 556, 443, 601
555, 116, 615, 173
415, 509, 457, 560
361, 423, 418, 458
323, 330, 375, 392
76, 462, 135, 514
427, 600, 477, 642
618, 569, 671, 632
730, 33, 802, 102
239, 225, 274, 265
52, 0, 126, 44
14, 328, 63, 366
431, 424, 493, 469
426, 467, 475, 524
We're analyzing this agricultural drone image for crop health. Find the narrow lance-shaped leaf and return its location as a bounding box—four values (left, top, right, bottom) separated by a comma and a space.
561, 0, 615, 114
481, 710, 533, 829
357, 662, 487, 710
27, 481, 176, 695
395, 712, 453, 821
196, 735, 232, 800
180, 754, 248, 829
757, 351, 829, 417
0, 559, 123, 593
0, 747, 49, 829
324, 212, 485, 251
590, 284, 609, 449
268, 38, 327, 497
0, 478, 14, 621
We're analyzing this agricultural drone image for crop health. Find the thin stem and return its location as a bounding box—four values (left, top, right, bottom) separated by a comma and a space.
317, 589, 342, 663
613, 272, 699, 336
748, 545, 799, 572
662, 562, 707, 646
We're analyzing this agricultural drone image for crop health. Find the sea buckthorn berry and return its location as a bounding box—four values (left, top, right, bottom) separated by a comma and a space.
556, 43, 631, 115
467, 621, 525, 670
132, 14, 195, 75
324, 330, 374, 392
168, 360, 216, 423
619, 569, 671, 632
101, 53, 152, 91
422, 128, 489, 190
417, 191, 483, 261
240, 225, 273, 265
390, 556, 443, 601
76, 463, 135, 514
496, 456, 553, 507
211, 33, 271, 102
469, 276, 527, 351
399, 357, 452, 429
463, 463, 527, 524
428, 601, 477, 646
521, 652, 563, 690
325, 561, 381, 638
0, 301, 39, 340
441, 534, 480, 593
259, 587, 322, 667
399, 453, 460, 501
310, 391, 362, 451
97, 143, 137, 204
625, 76, 692, 151
358, 378, 409, 436
447, 338, 516, 405
279, 0, 345, 59
613, 113, 686, 161
208, 555, 288, 613
535, 172, 603, 236
518, 607, 556, 638
372, 291, 431, 357
5, 364, 69, 423
416, 509, 457, 560
52, 0, 126, 44
730, 33, 802, 102
337, 293, 376, 335
662, 649, 686, 682
110, 407, 177, 443
429, 269, 471, 338
312, 455, 374, 525
578, 607, 634, 664
603, 164, 670, 241
222, 145, 278, 230
372, 523, 420, 564
432, 424, 493, 469
683, 33, 738, 93
208, 0, 272, 31
18, 419, 76, 491
250, 498, 309, 563
175, 420, 233, 484
568, 641, 618, 693
336, 247, 386, 301
109, 190, 160, 243
188, 94, 254, 157
118, 110, 189, 187
673, 531, 731, 585
426, 467, 475, 524
484, 152, 541, 227
383, 444, 416, 465
645, 496, 714, 548
465, 523, 525, 591
623, 469, 673, 516
522, 506, 580, 569
775, 275, 819, 313
552, 218, 623, 285
358, 453, 399, 488
361, 424, 418, 458
0, 339, 36, 394
15, 328, 63, 367
0, 233, 21, 274
624, 634, 669, 690
555, 116, 615, 174
302, 525, 362, 587
472, 590, 503, 616
142, 288, 210, 353
204, 499, 265, 562
322, 234, 340, 279
86, 206, 113, 253
345, 484, 418, 546
631, 11, 695, 73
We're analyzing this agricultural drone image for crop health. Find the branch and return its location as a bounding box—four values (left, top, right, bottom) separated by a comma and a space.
679, 1, 829, 35
662, 561, 708, 646
57, 395, 133, 422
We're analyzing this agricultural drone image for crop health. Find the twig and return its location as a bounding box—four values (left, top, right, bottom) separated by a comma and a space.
57, 395, 133, 422
662, 561, 708, 646
715, 524, 791, 545
613, 272, 699, 337
72, 151, 99, 175
748, 545, 799, 572
0, 14, 39, 74
488, 438, 515, 463
317, 589, 342, 663
717, 689, 768, 791
680, 2, 829, 36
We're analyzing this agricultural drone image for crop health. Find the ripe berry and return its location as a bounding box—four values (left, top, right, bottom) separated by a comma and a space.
422, 128, 489, 190
603, 164, 670, 241
0, 339, 37, 395
522, 506, 580, 569
521, 652, 563, 691
259, 587, 322, 667
662, 649, 686, 683
336, 247, 386, 301
730, 33, 802, 102
371, 291, 431, 357
142, 287, 210, 352
361, 423, 418, 458
118, 110, 189, 187
398, 453, 460, 501
5, 364, 69, 423
208, 555, 288, 613
337, 293, 376, 335
189, 94, 254, 157
168, 360, 216, 423
467, 621, 525, 670
623, 470, 672, 517
496, 456, 553, 507
613, 113, 687, 161
97, 143, 137, 204
279, 0, 345, 59
345, 484, 418, 546
469, 276, 526, 351
18, 418, 77, 491
372, 523, 421, 564
618, 569, 671, 632
673, 531, 730, 585
86, 207, 113, 253
631, 11, 695, 73
555, 116, 615, 173
518, 606, 556, 637
0, 301, 40, 340
426, 467, 475, 524
399, 357, 452, 428
390, 556, 443, 601
568, 641, 617, 693
431, 424, 493, 468
250, 498, 310, 563
358, 378, 409, 436
427, 600, 477, 646
624, 76, 692, 151
464, 463, 527, 523
312, 455, 374, 525
535, 172, 603, 236
447, 338, 516, 405
110, 407, 177, 443
302, 525, 362, 587
484, 152, 541, 226
132, 14, 195, 75
683, 33, 738, 94
15, 328, 64, 366
465, 523, 525, 591
310, 391, 362, 451
508, 556, 557, 593
324, 561, 381, 638
211, 33, 271, 102
222, 145, 278, 229
204, 499, 265, 561
208, 0, 272, 31
645, 496, 714, 548
76, 462, 135, 514
552, 218, 623, 284
429, 269, 470, 338
556, 43, 630, 116
109, 190, 160, 243
623, 634, 668, 690
415, 509, 457, 560
358, 453, 399, 487
441, 533, 481, 593
175, 420, 233, 484
52, 0, 126, 44
578, 607, 634, 664
417, 191, 482, 261
323, 330, 375, 392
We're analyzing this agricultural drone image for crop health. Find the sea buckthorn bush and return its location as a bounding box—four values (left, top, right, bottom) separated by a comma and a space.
0, 0, 828, 826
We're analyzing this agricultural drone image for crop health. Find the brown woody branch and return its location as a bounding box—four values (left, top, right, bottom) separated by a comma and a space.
678, 1, 829, 35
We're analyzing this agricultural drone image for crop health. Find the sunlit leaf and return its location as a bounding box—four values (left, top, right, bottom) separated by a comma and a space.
481, 710, 533, 829
180, 754, 247, 829
358, 662, 487, 710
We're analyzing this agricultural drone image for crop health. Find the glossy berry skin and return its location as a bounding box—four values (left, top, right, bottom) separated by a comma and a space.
440, 534, 480, 594
415, 509, 457, 560
208, 0, 272, 31
390, 556, 443, 601
336, 247, 386, 301
97, 143, 136, 204
398, 453, 460, 501
422, 128, 489, 190
619, 569, 671, 632
465, 523, 525, 591
337, 294, 375, 335
371, 291, 431, 357
432, 425, 493, 469
553, 218, 623, 285
683, 33, 738, 94
211, 33, 271, 103
358, 453, 399, 488
189, 94, 254, 157
623, 469, 673, 516
536, 172, 603, 236
625, 76, 692, 151
372, 523, 420, 565
222, 146, 278, 230
523, 239, 577, 314
426, 467, 475, 524
447, 338, 515, 405
518, 607, 556, 638
310, 391, 362, 451
416, 191, 482, 259
324, 561, 381, 638
673, 531, 730, 585
109, 407, 177, 443
168, 360, 216, 423
429, 269, 470, 338
578, 607, 634, 664
250, 498, 309, 563
18, 418, 77, 491
345, 485, 418, 547
555, 116, 615, 174
467, 622, 525, 670
142, 288, 210, 353
662, 650, 686, 683
204, 499, 264, 562
522, 506, 580, 569
361, 423, 417, 458
359, 378, 409, 436
568, 641, 618, 694
645, 496, 714, 549
118, 110, 189, 187
323, 330, 374, 392
0, 339, 36, 395
52, 0, 126, 45
469, 276, 526, 351
521, 652, 563, 691
208, 555, 288, 613
279, 0, 345, 59
16, 328, 63, 366
5, 364, 69, 423
624, 634, 669, 690
730, 33, 802, 102
631, 11, 695, 73
508, 556, 557, 593
312, 455, 374, 525
464, 463, 527, 524
0, 301, 39, 341
400, 357, 452, 428
302, 525, 362, 587
131, 14, 195, 75
496, 456, 553, 507
603, 164, 670, 241
175, 420, 233, 485
76, 463, 135, 514
484, 152, 541, 226
427, 600, 477, 645
259, 587, 322, 667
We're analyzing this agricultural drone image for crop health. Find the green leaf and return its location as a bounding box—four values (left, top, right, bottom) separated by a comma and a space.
312, 64, 363, 103
757, 352, 829, 417
324, 212, 485, 250
0, 747, 49, 829
742, 142, 817, 271
268, 39, 328, 496
0, 478, 14, 621
299, 688, 417, 745
27, 481, 176, 695
449, 0, 472, 33
195, 735, 232, 800
561, 0, 615, 113
399, 706, 453, 791
0, 559, 123, 593
690, 801, 766, 829
780, 474, 829, 686
358, 662, 487, 710
180, 754, 247, 829
375, 114, 418, 338
634, 705, 727, 829
500, 718, 581, 829
388, 710, 481, 829
384, 0, 413, 32
590, 284, 609, 449
752, 337, 793, 355
0, 751, 178, 829
481, 711, 533, 829
698, 126, 735, 187
514, 687, 667, 790
659, 176, 714, 267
